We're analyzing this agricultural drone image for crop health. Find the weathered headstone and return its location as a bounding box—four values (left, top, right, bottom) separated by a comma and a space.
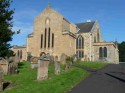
54, 56, 61, 75
60, 53, 67, 64
0, 57, 9, 75
49, 55, 54, 65
0, 67, 4, 91
64, 56, 71, 71
30, 57, 39, 69
8, 62, 18, 75
73, 54, 77, 63
37, 56, 49, 80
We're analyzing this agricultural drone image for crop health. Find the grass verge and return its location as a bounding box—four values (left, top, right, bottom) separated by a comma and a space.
76, 61, 108, 70
3, 62, 89, 93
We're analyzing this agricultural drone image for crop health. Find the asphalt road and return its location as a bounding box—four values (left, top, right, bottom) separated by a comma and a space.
68, 64, 125, 93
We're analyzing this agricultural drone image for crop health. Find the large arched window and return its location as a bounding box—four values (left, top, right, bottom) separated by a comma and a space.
44, 28, 47, 48
76, 35, 84, 59
48, 28, 50, 48
76, 35, 84, 49
99, 47, 103, 58
41, 34, 43, 48
52, 33, 54, 48
104, 47, 107, 57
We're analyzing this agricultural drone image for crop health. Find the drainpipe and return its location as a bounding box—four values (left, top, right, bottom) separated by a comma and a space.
89, 33, 92, 61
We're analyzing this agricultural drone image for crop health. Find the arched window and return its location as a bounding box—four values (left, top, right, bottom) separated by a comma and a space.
52, 33, 54, 48
104, 47, 107, 57
44, 28, 47, 48
41, 34, 43, 48
76, 35, 84, 49
76, 35, 84, 59
99, 47, 103, 58
48, 28, 50, 48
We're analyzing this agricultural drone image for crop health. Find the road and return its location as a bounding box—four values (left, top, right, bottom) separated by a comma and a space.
68, 64, 125, 93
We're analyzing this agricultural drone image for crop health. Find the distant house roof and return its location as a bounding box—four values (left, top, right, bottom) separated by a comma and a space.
76, 21, 95, 33
13, 45, 26, 49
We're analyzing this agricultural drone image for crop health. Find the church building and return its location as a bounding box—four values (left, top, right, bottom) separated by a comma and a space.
13, 5, 119, 64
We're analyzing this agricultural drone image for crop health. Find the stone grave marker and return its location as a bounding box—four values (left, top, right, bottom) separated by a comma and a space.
0, 67, 4, 91
60, 53, 67, 64
30, 57, 39, 69
73, 54, 77, 63
54, 56, 61, 75
37, 55, 49, 80
0, 57, 9, 75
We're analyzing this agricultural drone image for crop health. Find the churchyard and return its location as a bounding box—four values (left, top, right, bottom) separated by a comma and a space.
0, 55, 107, 93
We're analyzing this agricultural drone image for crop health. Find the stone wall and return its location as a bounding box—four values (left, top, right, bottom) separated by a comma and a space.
12, 46, 26, 62
93, 42, 119, 64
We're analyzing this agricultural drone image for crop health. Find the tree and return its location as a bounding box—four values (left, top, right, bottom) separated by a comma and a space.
0, 0, 14, 58
118, 41, 125, 62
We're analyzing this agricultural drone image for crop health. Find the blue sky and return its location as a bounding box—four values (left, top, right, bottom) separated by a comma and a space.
10, 0, 125, 46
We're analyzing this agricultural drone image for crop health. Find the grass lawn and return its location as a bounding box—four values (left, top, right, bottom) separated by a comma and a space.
3, 62, 89, 93
76, 61, 108, 70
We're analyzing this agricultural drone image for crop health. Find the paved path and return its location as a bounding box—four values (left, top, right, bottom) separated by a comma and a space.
68, 64, 125, 93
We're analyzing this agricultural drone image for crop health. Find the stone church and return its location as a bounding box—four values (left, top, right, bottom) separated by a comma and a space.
13, 5, 119, 64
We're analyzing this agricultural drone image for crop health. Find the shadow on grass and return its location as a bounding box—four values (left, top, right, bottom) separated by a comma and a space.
3, 82, 10, 90
18, 62, 25, 69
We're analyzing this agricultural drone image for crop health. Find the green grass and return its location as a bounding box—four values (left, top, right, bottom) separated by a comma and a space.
3, 62, 89, 93
76, 61, 108, 70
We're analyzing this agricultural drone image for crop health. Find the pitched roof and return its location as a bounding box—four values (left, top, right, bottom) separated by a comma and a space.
76, 21, 95, 33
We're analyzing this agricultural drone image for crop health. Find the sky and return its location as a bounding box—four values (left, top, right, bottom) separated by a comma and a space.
10, 0, 125, 46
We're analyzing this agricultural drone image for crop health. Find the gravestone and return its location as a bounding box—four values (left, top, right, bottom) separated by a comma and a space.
0, 57, 9, 75
0, 67, 4, 91
30, 57, 39, 69
60, 53, 67, 64
64, 56, 71, 71
54, 56, 61, 75
49, 55, 54, 65
72, 54, 77, 63
37, 55, 49, 80
8, 62, 18, 75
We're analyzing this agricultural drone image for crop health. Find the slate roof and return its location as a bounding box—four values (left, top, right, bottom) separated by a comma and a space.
76, 21, 95, 33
